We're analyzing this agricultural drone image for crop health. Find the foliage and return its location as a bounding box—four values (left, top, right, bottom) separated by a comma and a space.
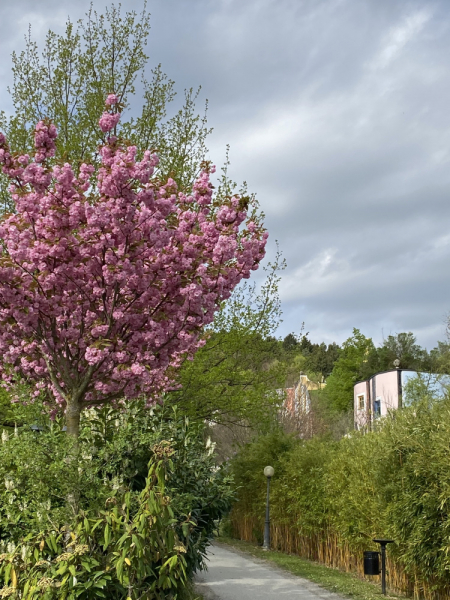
281, 333, 298, 353
303, 342, 341, 379
88, 403, 234, 577
228, 430, 296, 542
282, 331, 341, 379
0, 388, 14, 428
168, 251, 286, 427
0, 449, 189, 599
376, 332, 428, 372
401, 372, 448, 407
321, 329, 376, 413
230, 394, 450, 597
0, 102, 266, 437
430, 340, 450, 375
0, 4, 211, 214
0, 401, 233, 598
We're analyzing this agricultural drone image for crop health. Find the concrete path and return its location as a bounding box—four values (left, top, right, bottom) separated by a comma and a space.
195, 543, 345, 600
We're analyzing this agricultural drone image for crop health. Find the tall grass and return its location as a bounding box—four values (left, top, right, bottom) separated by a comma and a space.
229, 399, 450, 600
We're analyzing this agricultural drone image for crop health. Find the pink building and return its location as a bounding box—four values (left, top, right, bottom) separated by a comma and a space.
354, 369, 448, 430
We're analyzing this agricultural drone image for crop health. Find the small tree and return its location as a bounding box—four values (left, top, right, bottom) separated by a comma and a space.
0, 97, 267, 437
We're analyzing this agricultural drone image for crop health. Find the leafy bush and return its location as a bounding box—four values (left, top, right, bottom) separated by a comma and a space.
85, 403, 234, 577
0, 451, 189, 599
0, 400, 233, 598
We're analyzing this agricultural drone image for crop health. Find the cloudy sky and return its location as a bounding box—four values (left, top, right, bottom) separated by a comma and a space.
1, 0, 449, 349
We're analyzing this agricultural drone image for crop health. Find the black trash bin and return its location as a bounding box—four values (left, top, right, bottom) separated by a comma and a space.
364, 551, 380, 575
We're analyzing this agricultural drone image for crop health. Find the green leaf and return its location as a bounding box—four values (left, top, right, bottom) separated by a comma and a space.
47, 533, 58, 553
104, 523, 110, 549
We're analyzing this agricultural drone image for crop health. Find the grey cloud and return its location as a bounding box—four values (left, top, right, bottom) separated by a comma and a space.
1, 0, 450, 349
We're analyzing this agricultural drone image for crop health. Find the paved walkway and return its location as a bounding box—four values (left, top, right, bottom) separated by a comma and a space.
195, 543, 345, 600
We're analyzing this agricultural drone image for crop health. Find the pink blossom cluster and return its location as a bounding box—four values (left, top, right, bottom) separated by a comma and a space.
0, 114, 267, 413
99, 94, 121, 133
105, 94, 119, 106
99, 112, 120, 133
34, 121, 57, 163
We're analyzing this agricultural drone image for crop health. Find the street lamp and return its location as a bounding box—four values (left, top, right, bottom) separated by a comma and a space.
263, 466, 274, 550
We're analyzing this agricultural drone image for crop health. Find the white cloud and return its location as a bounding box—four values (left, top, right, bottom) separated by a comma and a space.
280, 248, 372, 301
370, 9, 432, 70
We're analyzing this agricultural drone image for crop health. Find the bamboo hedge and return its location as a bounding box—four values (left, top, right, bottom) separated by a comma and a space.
229, 399, 450, 600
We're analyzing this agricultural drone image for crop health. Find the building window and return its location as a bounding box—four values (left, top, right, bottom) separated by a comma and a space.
374, 398, 381, 418
358, 394, 365, 410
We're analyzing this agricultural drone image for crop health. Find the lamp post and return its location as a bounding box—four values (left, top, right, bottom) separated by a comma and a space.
263, 466, 274, 550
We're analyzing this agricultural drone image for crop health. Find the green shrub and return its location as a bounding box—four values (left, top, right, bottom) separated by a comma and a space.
0, 448, 189, 599
0, 401, 233, 598
229, 430, 296, 520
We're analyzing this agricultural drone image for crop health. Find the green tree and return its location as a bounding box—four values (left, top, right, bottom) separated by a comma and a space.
429, 340, 450, 374
299, 333, 313, 354
377, 332, 428, 371
282, 333, 299, 352
280, 331, 341, 381
303, 340, 341, 378
0, 3, 211, 214
322, 329, 376, 413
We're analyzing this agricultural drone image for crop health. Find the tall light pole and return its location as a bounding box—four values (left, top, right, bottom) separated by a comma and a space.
263, 466, 274, 550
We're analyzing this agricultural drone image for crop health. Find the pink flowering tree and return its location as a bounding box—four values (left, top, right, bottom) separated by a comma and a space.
0, 95, 267, 437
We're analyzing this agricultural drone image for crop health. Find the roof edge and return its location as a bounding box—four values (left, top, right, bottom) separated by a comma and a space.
354, 368, 421, 386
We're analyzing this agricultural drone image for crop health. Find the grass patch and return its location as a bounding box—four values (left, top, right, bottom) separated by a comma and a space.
216, 537, 404, 600
179, 580, 205, 600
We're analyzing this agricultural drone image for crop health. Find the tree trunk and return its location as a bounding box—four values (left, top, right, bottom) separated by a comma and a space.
66, 399, 82, 439
65, 399, 82, 517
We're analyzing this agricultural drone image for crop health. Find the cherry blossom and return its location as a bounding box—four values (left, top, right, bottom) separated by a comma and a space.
0, 100, 267, 436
